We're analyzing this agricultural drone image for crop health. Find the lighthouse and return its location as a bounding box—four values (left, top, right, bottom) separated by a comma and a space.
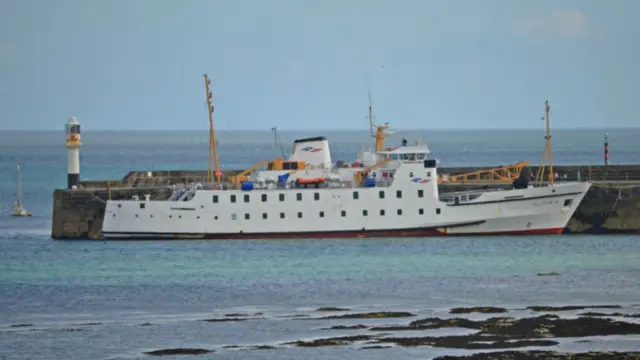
65, 116, 81, 189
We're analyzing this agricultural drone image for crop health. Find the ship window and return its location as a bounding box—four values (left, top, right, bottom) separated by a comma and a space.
353, 191, 359, 200
297, 212, 303, 218
244, 194, 250, 203
213, 195, 218, 203
419, 208, 424, 215
214, 216, 218, 220
262, 213, 268, 219
409, 172, 414, 177
297, 193, 302, 201
261, 194, 267, 202
341, 210, 346, 217
379, 190, 385, 199
230, 195, 236, 203
363, 209, 368, 216
418, 190, 424, 198
380, 209, 385, 216
319, 211, 324, 218
427, 172, 431, 177
314, 192, 320, 201
231, 213, 237, 220
279, 193, 285, 201
436, 208, 441, 215
245, 213, 250, 220
135, 214, 138, 218
563, 199, 573, 207
169, 215, 172, 218
280, 212, 285, 219
139, 203, 145, 209
196, 216, 199, 219
396, 190, 402, 198
291, 162, 299, 170
397, 209, 402, 215
283, 162, 290, 170
178, 215, 182, 219
118, 204, 121, 208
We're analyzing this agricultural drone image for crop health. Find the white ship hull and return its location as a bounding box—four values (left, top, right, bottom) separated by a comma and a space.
101, 136, 591, 240
101, 181, 590, 240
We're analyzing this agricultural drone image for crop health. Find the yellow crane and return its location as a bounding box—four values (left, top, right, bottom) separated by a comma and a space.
439, 161, 530, 183
353, 157, 392, 184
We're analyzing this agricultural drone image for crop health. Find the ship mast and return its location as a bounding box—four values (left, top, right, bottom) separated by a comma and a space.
535, 100, 554, 185
366, 85, 391, 152
204, 74, 221, 183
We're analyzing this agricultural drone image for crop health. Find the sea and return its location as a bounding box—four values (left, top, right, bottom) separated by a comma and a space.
1, 128, 640, 360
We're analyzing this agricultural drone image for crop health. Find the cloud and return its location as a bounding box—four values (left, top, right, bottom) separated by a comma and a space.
515, 9, 588, 40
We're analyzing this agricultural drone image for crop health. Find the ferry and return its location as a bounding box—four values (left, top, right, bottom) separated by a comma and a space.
101, 134, 589, 239
100, 82, 590, 239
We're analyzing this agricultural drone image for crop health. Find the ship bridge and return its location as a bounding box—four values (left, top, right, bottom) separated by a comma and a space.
378, 145, 430, 162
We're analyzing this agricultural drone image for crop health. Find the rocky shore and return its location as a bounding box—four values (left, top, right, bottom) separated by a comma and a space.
4, 304, 640, 359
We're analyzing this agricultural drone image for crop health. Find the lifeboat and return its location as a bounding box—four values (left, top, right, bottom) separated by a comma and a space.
295, 177, 325, 185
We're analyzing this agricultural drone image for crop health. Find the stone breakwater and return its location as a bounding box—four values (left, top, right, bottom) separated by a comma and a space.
50, 165, 640, 239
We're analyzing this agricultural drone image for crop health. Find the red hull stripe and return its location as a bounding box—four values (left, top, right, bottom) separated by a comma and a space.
99, 227, 565, 240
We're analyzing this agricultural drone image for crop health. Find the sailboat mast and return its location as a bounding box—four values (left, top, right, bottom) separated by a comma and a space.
16, 164, 22, 206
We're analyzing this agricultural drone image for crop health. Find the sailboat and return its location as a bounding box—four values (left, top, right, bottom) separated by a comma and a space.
11, 164, 31, 217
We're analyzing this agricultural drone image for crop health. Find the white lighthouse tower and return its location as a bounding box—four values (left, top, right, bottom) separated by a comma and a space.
65, 116, 81, 189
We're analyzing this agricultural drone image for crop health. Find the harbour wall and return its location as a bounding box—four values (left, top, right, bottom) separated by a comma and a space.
51, 165, 640, 239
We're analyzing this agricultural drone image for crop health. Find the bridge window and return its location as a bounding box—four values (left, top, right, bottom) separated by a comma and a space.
244, 194, 250, 203
363, 210, 368, 216
379, 190, 385, 199
261, 194, 267, 202
419, 208, 424, 215
416, 153, 426, 160
353, 191, 359, 200
212, 195, 219, 203
341, 210, 346, 217
397, 209, 402, 215
262, 213, 268, 219
279, 193, 285, 202
280, 212, 285, 219
396, 190, 402, 198
418, 190, 424, 198
230, 195, 236, 203
314, 192, 320, 201
245, 213, 250, 220
297, 193, 302, 201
